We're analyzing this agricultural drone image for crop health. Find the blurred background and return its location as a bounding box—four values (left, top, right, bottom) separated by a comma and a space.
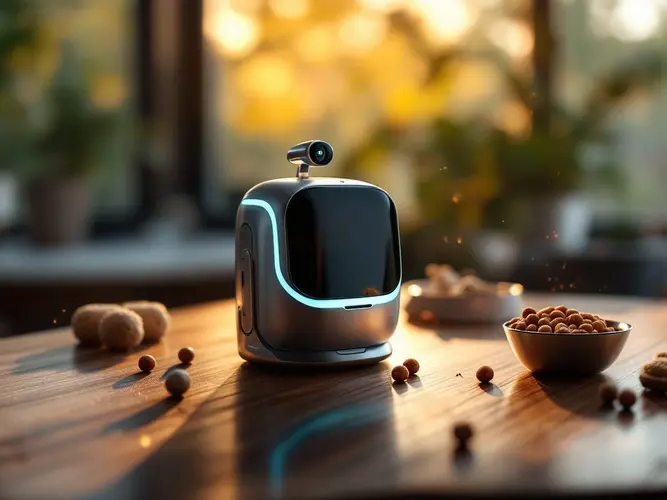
1, 0, 667, 335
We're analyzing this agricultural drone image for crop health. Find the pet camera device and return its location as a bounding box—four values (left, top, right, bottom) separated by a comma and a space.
235, 140, 402, 365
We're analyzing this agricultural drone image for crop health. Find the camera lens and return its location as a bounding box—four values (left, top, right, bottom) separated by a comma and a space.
309, 141, 333, 165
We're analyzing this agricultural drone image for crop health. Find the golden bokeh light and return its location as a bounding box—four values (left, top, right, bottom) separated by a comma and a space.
236, 54, 295, 98
357, 0, 406, 13
407, 0, 475, 46
204, 3, 260, 58
295, 25, 338, 62
268, 0, 309, 19
488, 18, 534, 59
338, 12, 389, 54
495, 100, 531, 139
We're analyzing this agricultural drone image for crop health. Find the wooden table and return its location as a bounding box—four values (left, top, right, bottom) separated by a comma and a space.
2, 294, 667, 500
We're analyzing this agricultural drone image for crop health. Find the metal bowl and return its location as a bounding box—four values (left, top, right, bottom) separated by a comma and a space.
403, 279, 523, 325
503, 320, 632, 376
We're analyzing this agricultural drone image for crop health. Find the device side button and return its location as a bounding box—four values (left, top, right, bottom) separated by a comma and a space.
336, 348, 367, 355
240, 249, 254, 334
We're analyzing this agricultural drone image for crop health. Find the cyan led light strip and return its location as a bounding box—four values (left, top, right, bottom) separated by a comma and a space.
241, 198, 401, 309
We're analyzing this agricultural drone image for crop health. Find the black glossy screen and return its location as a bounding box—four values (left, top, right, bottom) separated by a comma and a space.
285, 186, 400, 300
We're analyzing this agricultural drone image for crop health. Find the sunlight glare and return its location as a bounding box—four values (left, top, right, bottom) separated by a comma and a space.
488, 18, 533, 59
338, 12, 388, 54
269, 0, 309, 19
610, 0, 662, 41
357, 0, 406, 13
205, 8, 260, 58
408, 0, 474, 45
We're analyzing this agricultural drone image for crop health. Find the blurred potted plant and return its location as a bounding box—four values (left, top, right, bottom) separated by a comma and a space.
21, 40, 120, 246
0, 0, 38, 233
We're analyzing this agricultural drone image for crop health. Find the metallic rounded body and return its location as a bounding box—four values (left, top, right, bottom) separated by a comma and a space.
235, 177, 402, 366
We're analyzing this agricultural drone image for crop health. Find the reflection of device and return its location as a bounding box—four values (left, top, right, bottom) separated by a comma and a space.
235, 140, 402, 365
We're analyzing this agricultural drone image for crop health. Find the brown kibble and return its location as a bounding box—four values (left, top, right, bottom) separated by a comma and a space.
537, 325, 552, 333
657, 352, 667, 359
122, 301, 170, 343
640, 360, 667, 393
99, 309, 145, 352
580, 323, 594, 333
165, 369, 191, 397
555, 324, 571, 333
599, 382, 618, 404
71, 304, 123, 347
453, 422, 473, 445
538, 317, 551, 327
521, 307, 537, 318
403, 358, 420, 375
573, 329, 587, 333
539, 313, 551, 319
391, 365, 409, 383
178, 347, 195, 364
138, 354, 156, 373
538, 306, 555, 315
592, 320, 607, 332
526, 324, 537, 332
618, 389, 636, 410
592, 330, 600, 333
582, 319, 592, 324
555, 305, 568, 313
582, 313, 596, 321
514, 321, 527, 331
565, 308, 579, 316
605, 327, 615, 333
550, 318, 566, 329
476, 365, 494, 383
567, 314, 583, 326
525, 314, 539, 326
508, 317, 521, 325
569, 324, 577, 330
549, 310, 565, 319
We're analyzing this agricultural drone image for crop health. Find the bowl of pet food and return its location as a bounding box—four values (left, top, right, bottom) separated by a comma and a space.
503, 305, 632, 375
404, 264, 524, 325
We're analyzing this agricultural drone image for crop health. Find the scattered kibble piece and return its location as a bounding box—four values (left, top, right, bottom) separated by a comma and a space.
640, 359, 667, 393
71, 304, 123, 347
453, 422, 474, 447
165, 369, 191, 397
526, 324, 537, 332
403, 358, 420, 376
599, 382, 618, 404
618, 389, 637, 410
476, 365, 494, 383
521, 307, 536, 318
138, 354, 156, 373
537, 325, 552, 333
122, 301, 170, 344
391, 365, 409, 383
178, 347, 195, 364
99, 309, 145, 352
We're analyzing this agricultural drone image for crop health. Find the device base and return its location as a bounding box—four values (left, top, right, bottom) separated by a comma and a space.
238, 331, 392, 366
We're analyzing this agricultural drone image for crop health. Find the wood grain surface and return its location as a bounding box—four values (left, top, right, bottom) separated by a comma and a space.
2, 294, 667, 500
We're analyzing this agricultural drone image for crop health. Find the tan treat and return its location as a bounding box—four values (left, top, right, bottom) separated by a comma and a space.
567, 314, 584, 326
403, 358, 420, 375
549, 310, 565, 319
538, 317, 551, 327
539, 313, 551, 319
582, 319, 592, 325
555, 305, 568, 313
525, 314, 539, 326
573, 329, 588, 333
178, 346, 195, 364
508, 317, 521, 324
476, 365, 494, 383
165, 369, 191, 396
565, 309, 579, 317
514, 321, 527, 331
555, 324, 570, 333
569, 324, 577, 330
640, 360, 667, 392
538, 306, 555, 315
521, 307, 537, 319
580, 323, 594, 333
122, 301, 170, 343
605, 327, 615, 333
537, 325, 552, 333
592, 330, 600, 333
391, 365, 409, 383
592, 320, 607, 332
582, 313, 596, 321
71, 304, 123, 347
99, 309, 145, 352
526, 324, 537, 331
